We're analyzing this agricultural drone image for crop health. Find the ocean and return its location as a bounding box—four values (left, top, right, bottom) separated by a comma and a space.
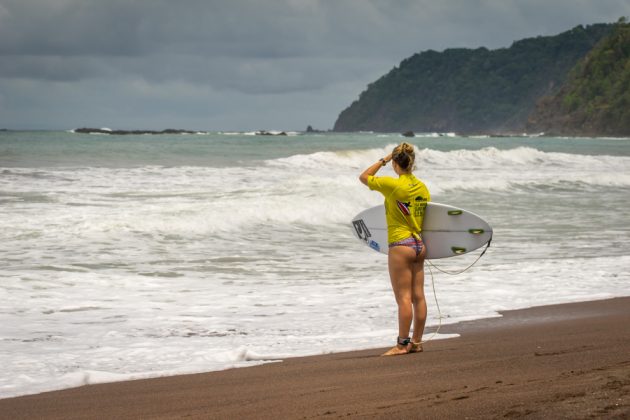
1, 130, 629, 398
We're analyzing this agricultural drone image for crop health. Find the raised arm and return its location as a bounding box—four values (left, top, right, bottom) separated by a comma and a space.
359, 153, 392, 186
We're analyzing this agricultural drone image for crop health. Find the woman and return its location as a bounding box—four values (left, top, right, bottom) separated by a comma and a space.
359, 142, 430, 356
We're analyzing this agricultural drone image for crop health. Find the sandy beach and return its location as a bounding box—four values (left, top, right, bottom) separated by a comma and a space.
1, 297, 629, 419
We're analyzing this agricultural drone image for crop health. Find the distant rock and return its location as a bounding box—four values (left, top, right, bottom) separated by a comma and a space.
402, 131, 415, 137
73, 128, 205, 135
255, 130, 287, 136
305, 125, 325, 133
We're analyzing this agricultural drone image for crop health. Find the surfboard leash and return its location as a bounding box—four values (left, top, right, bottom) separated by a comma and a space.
421, 262, 443, 344
427, 234, 492, 276
420, 235, 492, 344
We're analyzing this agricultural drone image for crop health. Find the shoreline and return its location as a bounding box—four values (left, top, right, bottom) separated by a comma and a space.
1, 296, 629, 419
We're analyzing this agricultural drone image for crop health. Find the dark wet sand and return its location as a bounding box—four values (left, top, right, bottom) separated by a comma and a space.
1, 297, 629, 419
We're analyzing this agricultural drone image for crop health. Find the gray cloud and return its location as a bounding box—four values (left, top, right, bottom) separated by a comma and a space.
0, 0, 628, 130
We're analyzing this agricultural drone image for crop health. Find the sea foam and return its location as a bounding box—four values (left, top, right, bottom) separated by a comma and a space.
2, 134, 629, 399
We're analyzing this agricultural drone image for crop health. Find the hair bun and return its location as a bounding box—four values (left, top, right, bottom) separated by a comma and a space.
392, 142, 415, 172
400, 142, 414, 155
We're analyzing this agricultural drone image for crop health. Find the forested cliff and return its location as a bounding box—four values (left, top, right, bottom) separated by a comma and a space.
527, 21, 630, 136
333, 23, 616, 134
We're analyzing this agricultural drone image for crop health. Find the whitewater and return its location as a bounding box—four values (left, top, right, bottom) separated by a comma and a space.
1, 131, 629, 398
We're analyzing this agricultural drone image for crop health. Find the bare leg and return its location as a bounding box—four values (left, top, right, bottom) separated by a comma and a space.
410, 251, 427, 352
382, 246, 416, 356
411, 247, 427, 345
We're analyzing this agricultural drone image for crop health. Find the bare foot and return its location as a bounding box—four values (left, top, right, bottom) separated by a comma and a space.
409, 341, 423, 353
381, 345, 409, 356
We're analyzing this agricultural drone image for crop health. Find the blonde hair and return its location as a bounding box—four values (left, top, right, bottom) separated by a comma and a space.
392, 142, 415, 172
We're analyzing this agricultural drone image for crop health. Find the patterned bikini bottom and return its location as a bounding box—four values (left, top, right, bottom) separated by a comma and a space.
388, 236, 424, 257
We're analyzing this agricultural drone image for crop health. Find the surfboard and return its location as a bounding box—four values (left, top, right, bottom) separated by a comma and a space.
351, 202, 492, 259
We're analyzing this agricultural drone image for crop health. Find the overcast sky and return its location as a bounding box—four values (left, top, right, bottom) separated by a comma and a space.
1, 0, 628, 131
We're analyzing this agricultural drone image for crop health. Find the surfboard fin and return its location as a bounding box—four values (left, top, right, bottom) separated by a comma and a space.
451, 247, 467, 254
448, 210, 463, 215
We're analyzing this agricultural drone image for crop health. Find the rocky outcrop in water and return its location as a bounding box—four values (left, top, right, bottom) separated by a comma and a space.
74, 128, 205, 135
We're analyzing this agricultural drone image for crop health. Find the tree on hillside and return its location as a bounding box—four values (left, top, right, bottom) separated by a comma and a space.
334, 23, 614, 134
528, 20, 630, 136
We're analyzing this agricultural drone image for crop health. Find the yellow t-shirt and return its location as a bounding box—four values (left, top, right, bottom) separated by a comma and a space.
367, 173, 430, 244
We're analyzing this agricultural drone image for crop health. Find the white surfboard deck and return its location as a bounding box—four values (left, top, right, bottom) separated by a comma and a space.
351, 202, 492, 259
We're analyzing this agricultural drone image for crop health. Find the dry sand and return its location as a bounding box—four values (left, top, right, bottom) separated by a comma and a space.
1, 297, 629, 419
